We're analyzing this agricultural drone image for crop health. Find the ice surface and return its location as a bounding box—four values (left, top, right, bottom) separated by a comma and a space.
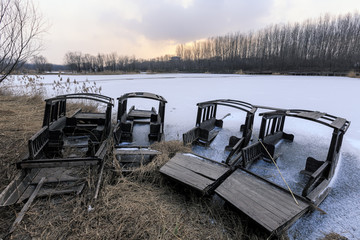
5, 73, 360, 239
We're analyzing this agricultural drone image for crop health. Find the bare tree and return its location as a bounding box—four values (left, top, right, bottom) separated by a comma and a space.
32, 55, 50, 73
0, 0, 44, 83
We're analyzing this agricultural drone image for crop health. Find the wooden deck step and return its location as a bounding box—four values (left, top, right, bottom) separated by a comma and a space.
215, 169, 311, 234
160, 153, 229, 192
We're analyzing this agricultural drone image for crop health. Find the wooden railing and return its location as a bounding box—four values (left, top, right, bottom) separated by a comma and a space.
302, 161, 330, 197
241, 142, 263, 168
183, 127, 199, 145
28, 126, 49, 159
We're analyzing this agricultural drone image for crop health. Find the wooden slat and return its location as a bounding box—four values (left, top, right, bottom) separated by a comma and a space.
167, 153, 229, 180
32, 168, 82, 183
306, 179, 330, 204
215, 169, 310, 233
18, 158, 99, 169
160, 153, 229, 191
297, 111, 325, 120
128, 109, 154, 118
330, 117, 347, 129
74, 112, 106, 119
0, 169, 40, 206
160, 162, 213, 191
9, 177, 46, 235
114, 148, 160, 156
216, 178, 280, 231
226, 171, 305, 215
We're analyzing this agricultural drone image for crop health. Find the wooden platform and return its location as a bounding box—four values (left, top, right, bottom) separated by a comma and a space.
215, 169, 311, 234
159, 153, 230, 192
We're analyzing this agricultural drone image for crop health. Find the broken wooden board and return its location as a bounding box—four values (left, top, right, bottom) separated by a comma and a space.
160, 152, 230, 193
0, 169, 40, 207
0, 167, 86, 206
9, 177, 46, 235
215, 169, 311, 235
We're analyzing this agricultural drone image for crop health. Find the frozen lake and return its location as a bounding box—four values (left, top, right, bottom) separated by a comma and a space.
5, 73, 360, 239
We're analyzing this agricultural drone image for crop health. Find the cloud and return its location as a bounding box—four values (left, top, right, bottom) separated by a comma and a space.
37, 0, 359, 64
99, 0, 275, 43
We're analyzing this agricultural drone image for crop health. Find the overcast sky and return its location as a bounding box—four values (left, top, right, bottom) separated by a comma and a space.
36, 0, 359, 64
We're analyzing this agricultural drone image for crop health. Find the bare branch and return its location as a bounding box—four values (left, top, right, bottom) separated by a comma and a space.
0, 0, 45, 83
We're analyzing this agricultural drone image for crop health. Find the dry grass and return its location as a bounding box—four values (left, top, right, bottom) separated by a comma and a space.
0, 93, 347, 240
123, 141, 192, 184
0, 94, 44, 187
346, 70, 359, 78
322, 232, 349, 240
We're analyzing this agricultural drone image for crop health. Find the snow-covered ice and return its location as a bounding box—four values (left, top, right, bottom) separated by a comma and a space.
5, 73, 360, 239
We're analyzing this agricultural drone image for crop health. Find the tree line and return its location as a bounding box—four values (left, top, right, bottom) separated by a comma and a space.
4, 6, 359, 76
61, 12, 360, 74
63, 52, 138, 73
173, 12, 360, 73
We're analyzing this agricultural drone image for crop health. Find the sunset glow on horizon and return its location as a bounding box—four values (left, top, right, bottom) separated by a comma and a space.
36, 0, 360, 64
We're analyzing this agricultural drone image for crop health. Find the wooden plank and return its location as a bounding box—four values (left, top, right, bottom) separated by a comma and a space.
19, 159, 99, 169
297, 111, 325, 120
215, 169, 310, 233
160, 161, 214, 191
230, 170, 307, 213
168, 153, 229, 180
94, 159, 105, 199
32, 168, 82, 184
217, 171, 291, 226
216, 178, 280, 231
18, 183, 85, 203
223, 171, 303, 219
330, 117, 347, 129
160, 153, 230, 192
114, 148, 160, 156
0, 169, 40, 206
74, 112, 106, 119
9, 177, 46, 235
306, 179, 330, 204
128, 109, 154, 118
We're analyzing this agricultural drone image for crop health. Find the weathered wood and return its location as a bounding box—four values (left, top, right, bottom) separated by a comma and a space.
94, 159, 105, 200
0, 93, 114, 206
297, 111, 326, 120
241, 141, 263, 167
182, 127, 199, 145
0, 169, 40, 207
74, 112, 106, 119
28, 126, 49, 159
33, 169, 80, 184
128, 109, 155, 118
306, 179, 330, 205
160, 162, 214, 191
18, 182, 85, 203
215, 169, 310, 234
114, 148, 160, 156
9, 177, 46, 235
115, 92, 166, 147
330, 117, 347, 129
302, 161, 330, 197
18, 158, 99, 169
160, 153, 229, 192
